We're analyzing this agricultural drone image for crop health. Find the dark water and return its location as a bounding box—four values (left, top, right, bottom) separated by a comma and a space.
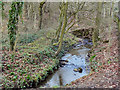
40, 39, 92, 88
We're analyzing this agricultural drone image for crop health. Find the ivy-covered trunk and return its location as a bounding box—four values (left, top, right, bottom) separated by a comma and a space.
8, 2, 23, 51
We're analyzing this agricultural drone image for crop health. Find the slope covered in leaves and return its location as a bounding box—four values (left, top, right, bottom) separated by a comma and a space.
67, 22, 119, 88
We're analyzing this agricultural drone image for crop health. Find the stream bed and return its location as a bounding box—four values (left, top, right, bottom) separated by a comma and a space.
40, 39, 92, 88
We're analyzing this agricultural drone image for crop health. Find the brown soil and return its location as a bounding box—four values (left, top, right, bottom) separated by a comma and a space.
67, 22, 120, 88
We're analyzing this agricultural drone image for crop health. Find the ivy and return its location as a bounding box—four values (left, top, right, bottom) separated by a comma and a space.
8, 2, 23, 51
90, 55, 96, 62
0, 1, 4, 20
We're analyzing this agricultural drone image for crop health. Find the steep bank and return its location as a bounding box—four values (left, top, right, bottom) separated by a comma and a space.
67, 22, 119, 88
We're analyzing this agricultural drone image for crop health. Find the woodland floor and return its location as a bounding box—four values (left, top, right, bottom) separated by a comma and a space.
67, 22, 120, 88
1, 26, 81, 88
1, 8, 120, 88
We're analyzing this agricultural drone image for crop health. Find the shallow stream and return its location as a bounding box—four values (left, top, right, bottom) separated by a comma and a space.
40, 39, 92, 87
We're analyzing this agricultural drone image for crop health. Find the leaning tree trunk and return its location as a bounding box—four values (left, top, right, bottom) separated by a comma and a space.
56, 3, 63, 41
56, 14, 63, 41
55, 2, 68, 56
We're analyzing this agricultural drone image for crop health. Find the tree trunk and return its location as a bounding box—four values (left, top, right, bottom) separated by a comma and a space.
56, 3, 63, 40
55, 2, 68, 56
24, 2, 28, 19
29, 3, 34, 21
118, 2, 120, 66
110, 2, 114, 17
118, 1, 120, 33
39, 1, 46, 29
23, 2, 28, 31
8, 2, 23, 51
56, 15, 63, 40
92, 2, 102, 47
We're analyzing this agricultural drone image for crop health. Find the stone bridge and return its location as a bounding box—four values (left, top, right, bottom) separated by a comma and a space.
71, 27, 94, 39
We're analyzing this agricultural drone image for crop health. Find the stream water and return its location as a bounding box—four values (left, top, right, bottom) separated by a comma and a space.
40, 39, 92, 88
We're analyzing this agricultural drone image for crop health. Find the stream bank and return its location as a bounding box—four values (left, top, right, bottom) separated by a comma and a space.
66, 22, 119, 88
38, 38, 92, 88
1, 30, 84, 88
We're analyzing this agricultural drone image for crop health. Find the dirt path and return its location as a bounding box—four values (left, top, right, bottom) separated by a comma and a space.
67, 22, 119, 88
